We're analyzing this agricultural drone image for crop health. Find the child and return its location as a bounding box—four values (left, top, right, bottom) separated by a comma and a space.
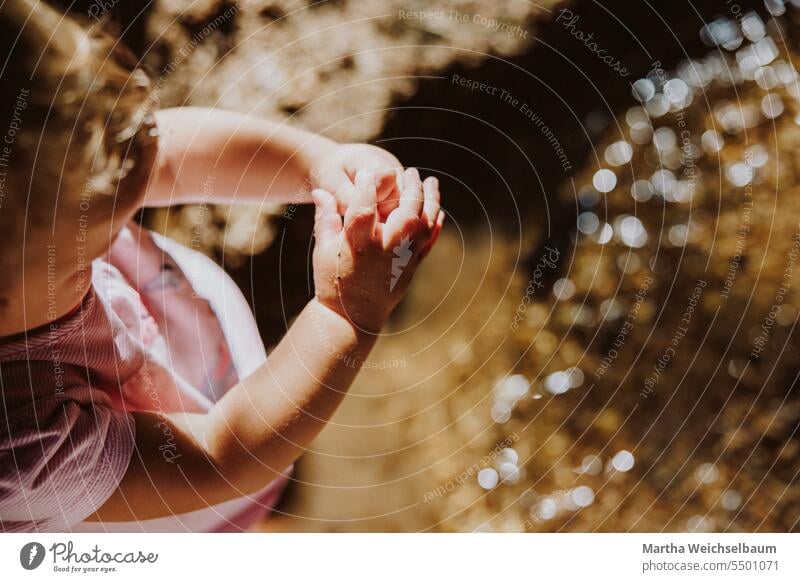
0, 0, 443, 532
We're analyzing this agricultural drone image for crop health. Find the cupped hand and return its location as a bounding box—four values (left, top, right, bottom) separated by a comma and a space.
311, 167, 444, 333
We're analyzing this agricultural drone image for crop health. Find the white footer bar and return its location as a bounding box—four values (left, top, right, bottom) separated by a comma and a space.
1, 533, 797, 581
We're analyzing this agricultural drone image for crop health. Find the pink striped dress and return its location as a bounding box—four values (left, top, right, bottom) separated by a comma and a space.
0, 223, 289, 532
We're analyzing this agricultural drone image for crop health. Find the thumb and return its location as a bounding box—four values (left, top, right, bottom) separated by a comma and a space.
312, 188, 342, 242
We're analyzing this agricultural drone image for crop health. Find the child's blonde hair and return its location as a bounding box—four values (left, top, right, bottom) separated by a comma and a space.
0, 0, 157, 292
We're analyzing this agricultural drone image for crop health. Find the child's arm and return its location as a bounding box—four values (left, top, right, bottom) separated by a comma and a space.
88, 169, 443, 521
145, 107, 403, 213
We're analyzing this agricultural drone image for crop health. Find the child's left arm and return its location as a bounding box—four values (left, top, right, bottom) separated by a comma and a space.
144, 107, 403, 214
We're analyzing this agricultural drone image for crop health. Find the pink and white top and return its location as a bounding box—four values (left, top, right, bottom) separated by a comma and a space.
0, 223, 289, 532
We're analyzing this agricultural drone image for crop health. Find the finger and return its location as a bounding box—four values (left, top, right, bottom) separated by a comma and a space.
343, 169, 377, 243
383, 208, 424, 252
422, 176, 440, 228
399, 167, 424, 216
325, 170, 358, 215
393, 164, 405, 192
374, 167, 399, 203
376, 173, 401, 219
311, 188, 342, 241
420, 211, 445, 259
381, 165, 405, 218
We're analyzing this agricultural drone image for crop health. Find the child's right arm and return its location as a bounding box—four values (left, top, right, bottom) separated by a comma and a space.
88, 168, 442, 522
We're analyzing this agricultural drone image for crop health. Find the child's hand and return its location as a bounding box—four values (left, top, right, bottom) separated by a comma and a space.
310, 143, 404, 218
311, 167, 444, 333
